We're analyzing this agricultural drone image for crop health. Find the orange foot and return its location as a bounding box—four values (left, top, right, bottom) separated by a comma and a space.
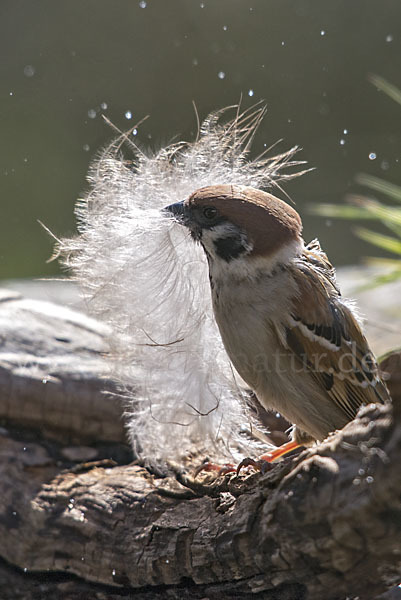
237, 440, 302, 474
195, 440, 302, 478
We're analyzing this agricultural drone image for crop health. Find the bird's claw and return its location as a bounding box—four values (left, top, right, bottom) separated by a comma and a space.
194, 461, 236, 478
236, 457, 273, 475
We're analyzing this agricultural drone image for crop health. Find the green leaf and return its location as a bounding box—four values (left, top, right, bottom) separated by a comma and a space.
355, 173, 401, 203
311, 199, 401, 238
356, 268, 401, 291
351, 197, 401, 223
309, 204, 378, 219
352, 200, 401, 237
365, 256, 401, 268
369, 74, 401, 106
383, 220, 401, 239
355, 227, 401, 255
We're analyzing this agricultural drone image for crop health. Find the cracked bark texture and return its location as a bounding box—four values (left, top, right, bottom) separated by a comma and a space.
0, 288, 400, 600
0, 289, 124, 444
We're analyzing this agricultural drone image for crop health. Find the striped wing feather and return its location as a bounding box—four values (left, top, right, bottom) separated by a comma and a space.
286, 241, 390, 422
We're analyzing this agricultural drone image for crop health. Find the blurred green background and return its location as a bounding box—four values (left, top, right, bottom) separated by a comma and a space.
1, 0, 400, 280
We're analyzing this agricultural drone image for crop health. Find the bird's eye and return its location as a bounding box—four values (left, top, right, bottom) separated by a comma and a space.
203, 206, 218, 220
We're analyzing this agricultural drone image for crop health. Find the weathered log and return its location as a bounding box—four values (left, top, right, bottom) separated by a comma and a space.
0, 287, 400, 599
0, 401, 400, 599
0, 289, 124, 444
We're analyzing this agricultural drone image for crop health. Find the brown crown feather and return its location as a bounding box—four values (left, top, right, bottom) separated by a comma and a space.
186, 184, 302, 257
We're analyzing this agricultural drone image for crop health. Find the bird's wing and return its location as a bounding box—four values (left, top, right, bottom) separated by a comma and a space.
285, 252, 390, 421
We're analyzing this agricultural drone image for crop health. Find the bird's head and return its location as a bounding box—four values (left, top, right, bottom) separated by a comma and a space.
164, 185, 303, 272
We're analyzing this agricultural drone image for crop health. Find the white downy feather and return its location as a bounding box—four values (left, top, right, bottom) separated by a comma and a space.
58, 105, 306, 465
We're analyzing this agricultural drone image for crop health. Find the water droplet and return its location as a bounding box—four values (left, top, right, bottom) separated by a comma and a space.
23, 447, 27, 452
23, 65, 35, 77
380, 160, 389, 171
320, 30, 325, 36
366, 476, 374, 484
87, 109, 96, 119
275, 412, 281, 418
223, 25, 227, 31
218, 71, 225, 79
132, 128, 138, 136
281, 41, 285, 46
23, 157, 28, 163
23, 568, 28, 573
352, 478, 361, 485
81, 556, 85, 561
100, 102, 108, 110
358, 468, 365, 476
139, 0, 147, 7
386, 34, 393, 42
83, 144, 90, 152
343, 128, 348, 135
125, 111, 132, 119
319, 103, 330, 116
248, 89, 254, 97
165, 559, 169, 563
192, 57, 198, 66
12, 511, 17, 516
42, 378, 47, 384
112, 569, 116, 576
9, 91, 13, 96
369, 152, 376, 160
287, 118, 292, 123
340, 139, 345, 145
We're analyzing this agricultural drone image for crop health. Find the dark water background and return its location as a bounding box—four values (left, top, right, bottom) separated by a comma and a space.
1, 0, 400, 279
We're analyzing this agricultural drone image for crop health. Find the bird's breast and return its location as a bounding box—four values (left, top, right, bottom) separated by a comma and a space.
210, 268, 297, 391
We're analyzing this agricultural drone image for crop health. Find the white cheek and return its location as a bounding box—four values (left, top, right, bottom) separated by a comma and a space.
199, 228, 220, 259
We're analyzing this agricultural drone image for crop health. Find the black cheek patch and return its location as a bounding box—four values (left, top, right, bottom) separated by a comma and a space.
213, 235, 249, 262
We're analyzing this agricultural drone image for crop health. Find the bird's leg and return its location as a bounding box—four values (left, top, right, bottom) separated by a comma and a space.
236, 440, 302, 474
260, 440, 301, 462
194, 460, 236, 477
195, 440, 302, 478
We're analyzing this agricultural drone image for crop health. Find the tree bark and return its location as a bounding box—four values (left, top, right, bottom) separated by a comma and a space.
0, 289, 124, 444
0, 288, 400, 599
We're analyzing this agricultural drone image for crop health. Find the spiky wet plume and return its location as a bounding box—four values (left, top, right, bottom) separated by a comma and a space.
57, 106, 306, 464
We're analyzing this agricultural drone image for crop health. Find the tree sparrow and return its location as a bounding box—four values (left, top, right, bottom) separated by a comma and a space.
165, 184, 391, 466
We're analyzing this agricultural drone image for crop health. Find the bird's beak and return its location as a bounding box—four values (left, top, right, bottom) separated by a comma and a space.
163, 201, 190, 225
163, 201, 201, 240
